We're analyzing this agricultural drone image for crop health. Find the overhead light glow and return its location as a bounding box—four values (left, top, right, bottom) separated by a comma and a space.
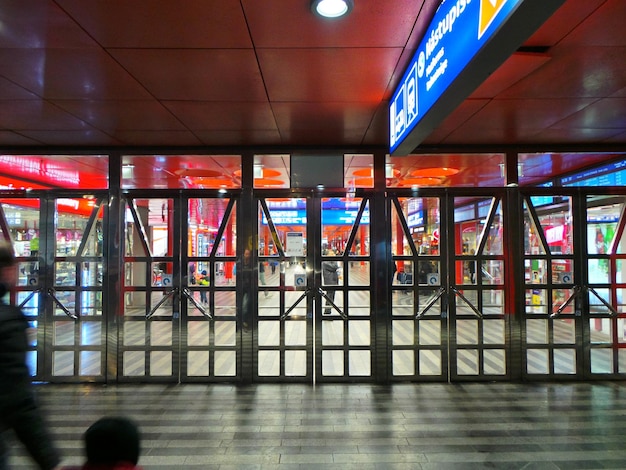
311, 0, 353, 18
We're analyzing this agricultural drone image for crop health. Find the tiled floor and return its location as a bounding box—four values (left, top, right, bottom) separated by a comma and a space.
5, 382, 626, 469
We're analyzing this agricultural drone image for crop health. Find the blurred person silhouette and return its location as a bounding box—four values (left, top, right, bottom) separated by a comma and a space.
61, 416, 141, 470
258, 260, 268, 297
322, 248, 339, 315
237, 249, 252, 330
0, 241, 62, 470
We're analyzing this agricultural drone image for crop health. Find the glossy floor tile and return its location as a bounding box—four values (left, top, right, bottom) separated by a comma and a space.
5, 382, 626, 469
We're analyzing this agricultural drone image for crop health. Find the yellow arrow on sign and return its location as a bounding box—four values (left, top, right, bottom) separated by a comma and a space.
479, 0, 508, 39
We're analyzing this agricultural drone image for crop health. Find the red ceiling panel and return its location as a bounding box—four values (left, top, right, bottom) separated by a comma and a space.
523, 0, 607, 48
193, 130, 282, 147
0, 0, 99, 48
0, 100, 91, 130
272, 102, 376, 131
558, 0, 626, 47
112, 131, 203, 147
0, 48, 152, 100
469, 53, 552, 99
499, 46, 626, 99
52, 100, 188, 131
552, 97, 626, 130
163, 102, 277, 131
20, 129, 122, 146
109, 49, 267, 101
0, 77, 39, 100
56, 0, 251, 48
259, 48, 402, 102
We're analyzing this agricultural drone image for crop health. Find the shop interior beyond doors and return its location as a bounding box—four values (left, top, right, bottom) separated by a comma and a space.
1, 153, 626, 384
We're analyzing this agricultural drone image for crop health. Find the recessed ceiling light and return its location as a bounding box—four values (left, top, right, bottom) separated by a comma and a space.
311, 0, 353, 18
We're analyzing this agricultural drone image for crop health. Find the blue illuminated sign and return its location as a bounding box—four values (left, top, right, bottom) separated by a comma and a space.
390, 0, 565, 155
263, 209, 369, 226
560, 159, 626, 187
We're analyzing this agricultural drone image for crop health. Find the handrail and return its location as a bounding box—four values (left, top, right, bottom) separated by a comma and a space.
47, 288, 78, 320
416, 287, 446, 319
181, 287, 212, 320
147, 287, 178, 319
550, 285, 581, 319
587, 286, 619, 318
318, 287, 347, 320
18, 288, 43, 309
450, 287, 483, 319
281, 289, 309, 320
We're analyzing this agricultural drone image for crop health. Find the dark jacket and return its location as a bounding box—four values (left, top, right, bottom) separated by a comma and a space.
322, 261, 339, 285
0, 297, 61, 470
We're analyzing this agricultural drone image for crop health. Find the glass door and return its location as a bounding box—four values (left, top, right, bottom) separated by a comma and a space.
521, 193, 583, 377
584, 194, 626, 377
389, 192, 509, 381
0, 195, 107, 382
255, 195, 373, 382
120, 195, 239, 382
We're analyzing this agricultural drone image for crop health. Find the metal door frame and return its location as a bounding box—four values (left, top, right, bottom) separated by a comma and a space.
387, 188, 512, 382
118, 191, 242, 383
1, 191, 109, 383
253, 190, 375, 383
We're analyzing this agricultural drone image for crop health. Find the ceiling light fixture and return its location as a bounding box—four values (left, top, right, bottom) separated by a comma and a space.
311, 0, 353, 18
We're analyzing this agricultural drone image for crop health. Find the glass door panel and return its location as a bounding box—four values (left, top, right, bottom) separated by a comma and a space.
522, 194, 581, 377
256, 197, 310, 380
49, 197, 106, 379
184, 197, 238, 380
321, 197, 372, 379
451, 196, 508, 379
390, 196, 446, 379
0, 198, 43, 379
1, 196, 107, 382
585, 195, 626, 376
121, 195, 239, 382
122, 197, 178, 380
389, 193, 509, 382
255, 196, 373, 382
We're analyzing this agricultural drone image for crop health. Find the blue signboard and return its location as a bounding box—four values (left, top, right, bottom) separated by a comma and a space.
560, 159, 626, 187
263, 209, 369, 226
390, 0, 565, 155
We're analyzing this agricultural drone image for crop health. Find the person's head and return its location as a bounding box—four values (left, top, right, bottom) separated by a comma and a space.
84, 417, 141, 466
201, 270, 207, 275
0, 241, 17, 295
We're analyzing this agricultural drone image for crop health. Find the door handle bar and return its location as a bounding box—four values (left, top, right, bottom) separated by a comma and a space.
587, 286, 619, 318
18, 288, 43, 309
416, 287, 446, 319
181, 287, 212, 320
450, 287, 483, 319
47, 288, 78, 320
318, 288, 347, 320
147, 287, 178, 319
550, 285, 581, 319
281, 289, 309, 320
